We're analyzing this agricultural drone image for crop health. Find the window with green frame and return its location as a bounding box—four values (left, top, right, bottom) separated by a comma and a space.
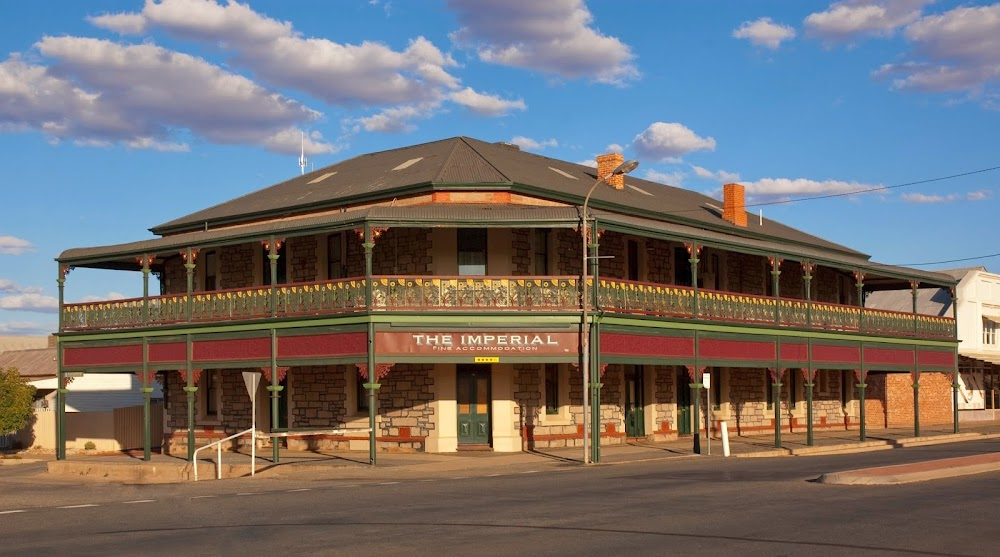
544, 364, 559, 414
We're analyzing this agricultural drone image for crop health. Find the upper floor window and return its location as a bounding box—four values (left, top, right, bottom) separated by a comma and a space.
262, 243, 287, 285
984, 318, 998, 345
458, 229, 487, 276
674, 246, 692, 287
327, 233, 345, 279
533, 229, 550, 275
203, 251, 217, 291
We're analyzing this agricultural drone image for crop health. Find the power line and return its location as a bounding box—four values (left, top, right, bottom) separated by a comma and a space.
894, 252, 1000, 267
743, 165, 1000, 209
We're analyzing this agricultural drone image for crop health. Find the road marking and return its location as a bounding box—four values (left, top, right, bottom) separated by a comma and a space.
335, 484, 360, 488
236, 492, 257, 496
450, 476, 468, 480
58, 504, 98, 509
486, 474, 503, 477
377, 481, 399, 486
123, 500, 155, 504
191, 495, 217, 499
418, 479, 436, 482
0, 510, 26, 515
519, 470, 540, 474
287, 488, 311, 492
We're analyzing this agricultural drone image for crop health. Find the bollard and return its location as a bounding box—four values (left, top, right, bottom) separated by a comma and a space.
721, 421, 731, 457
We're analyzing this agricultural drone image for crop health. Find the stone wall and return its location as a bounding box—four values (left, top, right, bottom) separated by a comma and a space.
161, 256, 187, 295
652, 365, 676, 435
728, 368, 770, 433
556, 229, 582, 275
220, 244, 255, 288
778, 260, 804, 299
372, 228, 432, 275
289, 236, 318, 283
377, 364, 434, 450
346, 232, 365, 277
874, 371, 953, 427
865, 373, 888, 429
727, 253, 768, 295
597, 232, 625, 279
646, 239, 672, 285
511, 229, 532, 275
289, 365, 346, 428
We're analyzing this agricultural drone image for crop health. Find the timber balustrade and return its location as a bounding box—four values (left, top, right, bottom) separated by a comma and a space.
60, 275, 954, 339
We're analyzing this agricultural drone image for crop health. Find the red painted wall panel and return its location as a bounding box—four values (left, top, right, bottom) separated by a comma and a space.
600, 332, 694, 358
193, 338, 270, 362
64, 344, 142, 367
700, 338, 776, 361
864, 347, 915, 367
279, 332, 367, 358
811, 344, 861, 364
918, 350, 954, 368
149, 342, 186, 363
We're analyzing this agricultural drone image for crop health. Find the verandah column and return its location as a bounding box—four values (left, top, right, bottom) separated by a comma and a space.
357, 223, 389, 465
855, 271, 866, 332
140, 339, 153, 461
802, 261, 814, 327
589, 222, 602, 464
686, 365, 704, 455
911, 367, 921, 438
139, 255, 153, 324
56, 264, 68, 461
770, 256, 782, 325
267, 329, 282, 463
183, 336, 198, 461
951, 286, 960, 434
803, 367, 815, 447
686, 243, 701, 316
856, 369, 868, 441
263, 237, 283, 317
183, 248, 198, 322
769, 368, 785, 448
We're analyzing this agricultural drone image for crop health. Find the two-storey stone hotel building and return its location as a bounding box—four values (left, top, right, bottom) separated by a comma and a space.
55, 137, 959, 463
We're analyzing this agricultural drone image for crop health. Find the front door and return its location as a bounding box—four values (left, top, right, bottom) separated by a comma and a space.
625, 365, 645, 438
677, 367, 692, 435
457, 365, 491, 445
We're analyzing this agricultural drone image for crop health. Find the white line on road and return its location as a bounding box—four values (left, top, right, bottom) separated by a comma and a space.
58, 504, 98, 509
486, 474, 503, 477
377, 482, 400, 485
287, 488, 311, 492
191, 495, 217, 499
334, 484, 360, 488
419, 479, 436, 482
0, 510, 26, 514
519, 470, 540, 474
236, 493, 257, 496
123, 500, 156, 504
450, 477, 468, 480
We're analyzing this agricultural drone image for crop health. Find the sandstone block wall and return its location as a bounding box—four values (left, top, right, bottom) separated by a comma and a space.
289, 235, 318, 283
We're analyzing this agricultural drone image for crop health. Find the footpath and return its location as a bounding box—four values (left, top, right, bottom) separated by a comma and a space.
5, 422, 999, 485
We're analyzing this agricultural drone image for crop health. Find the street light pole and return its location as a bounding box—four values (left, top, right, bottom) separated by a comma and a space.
581, 158, 638, 464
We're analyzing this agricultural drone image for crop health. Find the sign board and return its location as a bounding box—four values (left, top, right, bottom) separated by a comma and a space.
377, 331, 578, 356
475, 357, 500, 363
702, 371, 711, 390
242, 371, 261, 398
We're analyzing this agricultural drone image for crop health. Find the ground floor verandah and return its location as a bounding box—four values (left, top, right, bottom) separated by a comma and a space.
57, 324, 959, 463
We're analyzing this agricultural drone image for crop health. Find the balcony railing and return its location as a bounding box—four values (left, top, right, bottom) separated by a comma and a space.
61, 275, 955, 340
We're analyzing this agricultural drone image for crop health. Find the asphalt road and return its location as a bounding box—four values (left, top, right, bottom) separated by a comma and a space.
1, 440, 998, 556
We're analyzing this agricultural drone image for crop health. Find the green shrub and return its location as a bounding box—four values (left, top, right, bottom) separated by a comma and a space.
84, 441, 96, 451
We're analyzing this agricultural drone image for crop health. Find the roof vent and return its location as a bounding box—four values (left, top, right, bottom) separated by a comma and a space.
494, 142, 521, 151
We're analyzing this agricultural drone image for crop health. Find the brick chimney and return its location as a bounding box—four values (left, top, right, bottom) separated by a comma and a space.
722, 183, 747, 227
596, 153, 625, 190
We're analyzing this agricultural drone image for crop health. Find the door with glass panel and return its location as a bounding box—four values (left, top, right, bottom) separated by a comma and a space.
625, 365, 645, 438
457, 365, 491, 445
676, 367, 692, 435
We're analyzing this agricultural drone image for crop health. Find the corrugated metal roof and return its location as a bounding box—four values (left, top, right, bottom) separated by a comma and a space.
866, 288, 953, 316
0, 348, 57, 378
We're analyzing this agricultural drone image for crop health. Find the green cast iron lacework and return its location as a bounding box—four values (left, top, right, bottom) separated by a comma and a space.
371, 276, 579, 309
61, 275, 954, 340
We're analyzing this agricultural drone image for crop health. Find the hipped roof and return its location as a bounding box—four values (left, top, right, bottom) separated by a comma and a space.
59, 136, 955, 287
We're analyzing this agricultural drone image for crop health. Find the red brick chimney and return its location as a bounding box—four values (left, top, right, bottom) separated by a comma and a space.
596, 153, 625, 189
722, 183, 747, 227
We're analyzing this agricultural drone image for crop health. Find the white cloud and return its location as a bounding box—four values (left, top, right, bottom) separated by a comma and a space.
901, 190, 994, 203
87, 12, 148, 34
643, 169, 685, 186
0, 36, 334, 154
873, 5, 1000, 97
691, 165, 741, 183
732, 17, 797, 49
79, 292, 127, 303
100, 0, 461, 106
0, 236, 33, 255
605, 143, 623, 154
0, 321, 55, 335
632, 122, 716, 162
351, 104, 436, 133
510, 136, 558, 150
804, 0, 933, 41
0, 292, 58, 313
448, 0, 638, 84
448, 87, 526, 116
742, 177, 882, 202
0, 280, 42, 295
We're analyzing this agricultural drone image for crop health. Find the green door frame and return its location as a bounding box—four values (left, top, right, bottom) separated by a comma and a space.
457, 365, 491, 445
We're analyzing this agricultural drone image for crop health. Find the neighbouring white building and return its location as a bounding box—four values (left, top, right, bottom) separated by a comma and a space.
869, 266, 999, 421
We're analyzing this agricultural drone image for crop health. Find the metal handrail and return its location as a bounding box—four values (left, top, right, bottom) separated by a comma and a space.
193, 427, 255, 481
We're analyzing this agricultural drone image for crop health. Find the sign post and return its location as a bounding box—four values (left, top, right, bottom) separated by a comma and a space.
703, 371, 711, 456
242, 371, 261, 476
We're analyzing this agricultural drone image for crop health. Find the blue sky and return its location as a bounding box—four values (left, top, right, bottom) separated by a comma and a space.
1, 0, 998, 336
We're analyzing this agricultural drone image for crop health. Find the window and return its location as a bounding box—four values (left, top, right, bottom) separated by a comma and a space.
262, 243, 287, 285
356, 373, 369, 413
533, 229, 550, 275
789, 369, 798, 407
327, 233, 345, 279
674, 246, 691, 286
627, 240, 639, 281
544, 364, 559, 414
711, 368, 722, 410
983, 318, 997, 345
203, 251, 217, 291
458, 229, 487, 276
817, 370, 831, 396
841, 371, 855, 407
201, 370, 221, 420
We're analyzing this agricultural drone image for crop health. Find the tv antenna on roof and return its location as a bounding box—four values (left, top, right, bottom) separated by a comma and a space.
298, 132, 308, 175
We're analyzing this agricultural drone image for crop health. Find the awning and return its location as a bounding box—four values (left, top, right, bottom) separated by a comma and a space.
961, 351, 1000, 366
